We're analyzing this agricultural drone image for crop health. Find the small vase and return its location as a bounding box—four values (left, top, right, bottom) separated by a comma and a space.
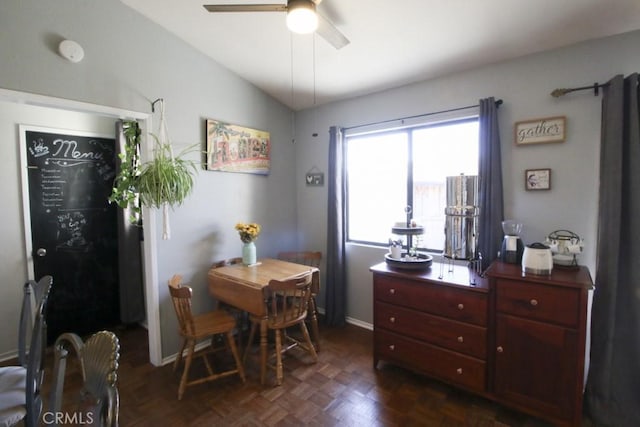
242, 241, 257, 266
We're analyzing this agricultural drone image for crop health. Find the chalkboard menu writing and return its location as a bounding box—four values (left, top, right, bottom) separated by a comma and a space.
24, 128, 120, 342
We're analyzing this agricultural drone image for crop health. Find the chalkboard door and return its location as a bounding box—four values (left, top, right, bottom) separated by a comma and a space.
23, 127, 120, 343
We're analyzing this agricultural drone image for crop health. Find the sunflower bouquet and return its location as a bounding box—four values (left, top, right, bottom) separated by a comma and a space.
235, 222, 261, 243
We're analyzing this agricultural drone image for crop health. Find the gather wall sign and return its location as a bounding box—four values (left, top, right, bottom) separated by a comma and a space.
514, 116, 566, 145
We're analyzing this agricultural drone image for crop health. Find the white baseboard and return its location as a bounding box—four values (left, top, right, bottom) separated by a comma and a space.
159, 313, 373, 366
0, 350, 18, 363
345, 317, 373, 330
317, 306, 373, 331
161, 341, 211, 366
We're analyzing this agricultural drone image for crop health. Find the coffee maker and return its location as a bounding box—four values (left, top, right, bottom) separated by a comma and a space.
500, 220, 524, 264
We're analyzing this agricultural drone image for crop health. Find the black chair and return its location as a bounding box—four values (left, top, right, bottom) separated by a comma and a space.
19, 276, 53, 366
49, 330, 121, 427
0, 276, 53, 427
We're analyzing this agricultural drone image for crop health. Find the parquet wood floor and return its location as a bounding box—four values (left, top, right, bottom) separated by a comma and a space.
34, 322, 595, 426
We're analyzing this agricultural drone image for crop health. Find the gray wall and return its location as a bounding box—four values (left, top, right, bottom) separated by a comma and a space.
2, 0, 639, 358
294, 30, 640, 326
0, 0, 296, 360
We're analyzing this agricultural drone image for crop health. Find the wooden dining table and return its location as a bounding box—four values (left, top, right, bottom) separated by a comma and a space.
207, 258, 320, 384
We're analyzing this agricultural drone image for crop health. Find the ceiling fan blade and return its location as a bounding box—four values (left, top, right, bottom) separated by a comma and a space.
203, 4, 287, 13
316, 12, 350, 49
204, 1, 349, 50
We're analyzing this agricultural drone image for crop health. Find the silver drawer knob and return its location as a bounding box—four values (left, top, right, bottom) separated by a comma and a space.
389, 317, 395, 323
456, 368, 463, 375
457, 336, 464, 343
497, 346, 504, 353
457, 303, 464, 310
389, 288, 395, 295
389, 344, 395, 351
530, 299, 538, 306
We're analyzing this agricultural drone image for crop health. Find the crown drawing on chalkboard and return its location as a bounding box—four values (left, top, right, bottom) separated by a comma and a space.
28, 139, 50, 157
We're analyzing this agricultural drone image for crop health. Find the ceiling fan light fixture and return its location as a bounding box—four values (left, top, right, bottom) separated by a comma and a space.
286, 0, 318, 34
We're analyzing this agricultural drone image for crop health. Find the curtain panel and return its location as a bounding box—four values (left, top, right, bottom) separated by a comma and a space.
325, 126, 347, 326
585, 73, 640, 426
478, 97, 504, 271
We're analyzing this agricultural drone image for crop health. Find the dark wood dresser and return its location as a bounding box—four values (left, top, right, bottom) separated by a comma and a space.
487, 261, 592, 427
371, 262, 490, 393
370, 260, 593, 427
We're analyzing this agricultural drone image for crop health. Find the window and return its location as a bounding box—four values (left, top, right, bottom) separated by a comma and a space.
346, 117, 479, 252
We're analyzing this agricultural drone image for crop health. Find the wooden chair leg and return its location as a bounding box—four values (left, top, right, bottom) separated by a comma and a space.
275, 329, 283, 386
178, 340, 196, 400
236, 311, 248, 350
243, 321, 257, 364
299, 322, 318, 362
174, 338, 187, 372
226, 331, 246, 383
307, 296, 321, 352
260, 320, 268, 386
218, 302, 245, 349
202, 344, 214, 377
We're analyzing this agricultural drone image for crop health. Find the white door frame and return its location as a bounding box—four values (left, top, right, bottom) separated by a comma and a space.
3, 88, 163, 366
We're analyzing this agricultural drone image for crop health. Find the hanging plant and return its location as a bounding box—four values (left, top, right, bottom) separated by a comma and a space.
109, 101, 198, 239
145, 101, 197, 239
137, 134, 197, 210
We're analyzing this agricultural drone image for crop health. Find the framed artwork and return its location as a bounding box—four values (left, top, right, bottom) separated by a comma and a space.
525, 168, 551, 191
515, 116, 566, 145
205, 119, 270, 175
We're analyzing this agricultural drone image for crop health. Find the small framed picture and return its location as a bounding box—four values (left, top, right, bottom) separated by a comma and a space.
525, 168, 551, 191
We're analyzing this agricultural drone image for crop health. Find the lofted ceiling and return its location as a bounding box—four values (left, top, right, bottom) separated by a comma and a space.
120, 0, 640, 111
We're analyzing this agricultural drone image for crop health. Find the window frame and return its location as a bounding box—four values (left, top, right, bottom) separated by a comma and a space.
344, 113, 479, 252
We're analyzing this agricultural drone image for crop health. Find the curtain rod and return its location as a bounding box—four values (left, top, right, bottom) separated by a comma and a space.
550, 82, 609, 98
344, 99, 503, 131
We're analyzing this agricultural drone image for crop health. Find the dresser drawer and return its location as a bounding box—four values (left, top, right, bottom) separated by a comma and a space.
374, 275, 487, 326
375, 329, 486, 392
496, 279, 580, 328
375, 301, 487, 359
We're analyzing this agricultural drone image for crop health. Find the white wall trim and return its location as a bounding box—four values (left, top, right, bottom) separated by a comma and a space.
317, 306, 373, 331
1, 88, 163, 367
346, 316, 373, 331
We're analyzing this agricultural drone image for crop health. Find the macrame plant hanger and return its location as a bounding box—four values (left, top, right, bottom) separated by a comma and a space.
148, 98, 196, 241
155, 99, 173, 240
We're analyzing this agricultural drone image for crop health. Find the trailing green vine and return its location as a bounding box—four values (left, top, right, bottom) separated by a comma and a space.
109, 119, 198, 230
109, 120, 142, 224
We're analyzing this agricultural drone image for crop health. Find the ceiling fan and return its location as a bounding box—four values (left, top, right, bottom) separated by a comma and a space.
203, 0, 350, 49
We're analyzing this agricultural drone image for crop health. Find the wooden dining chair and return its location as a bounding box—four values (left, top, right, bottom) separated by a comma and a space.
49, 330, 120, 427
277, 251, 322, 351
168, 275, 245, 400
0, 276, 52, 427
210, 257, 248, 346
245, 271, 318, 386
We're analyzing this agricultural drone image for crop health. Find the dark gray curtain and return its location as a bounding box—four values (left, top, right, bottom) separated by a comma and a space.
115, 120, 145, 324
325, 126, 347, 326
585, 73, 640, 426
478, 97, 504, 271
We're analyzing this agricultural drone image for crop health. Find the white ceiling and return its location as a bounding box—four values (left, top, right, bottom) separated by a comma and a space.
120, 0, 640, 111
